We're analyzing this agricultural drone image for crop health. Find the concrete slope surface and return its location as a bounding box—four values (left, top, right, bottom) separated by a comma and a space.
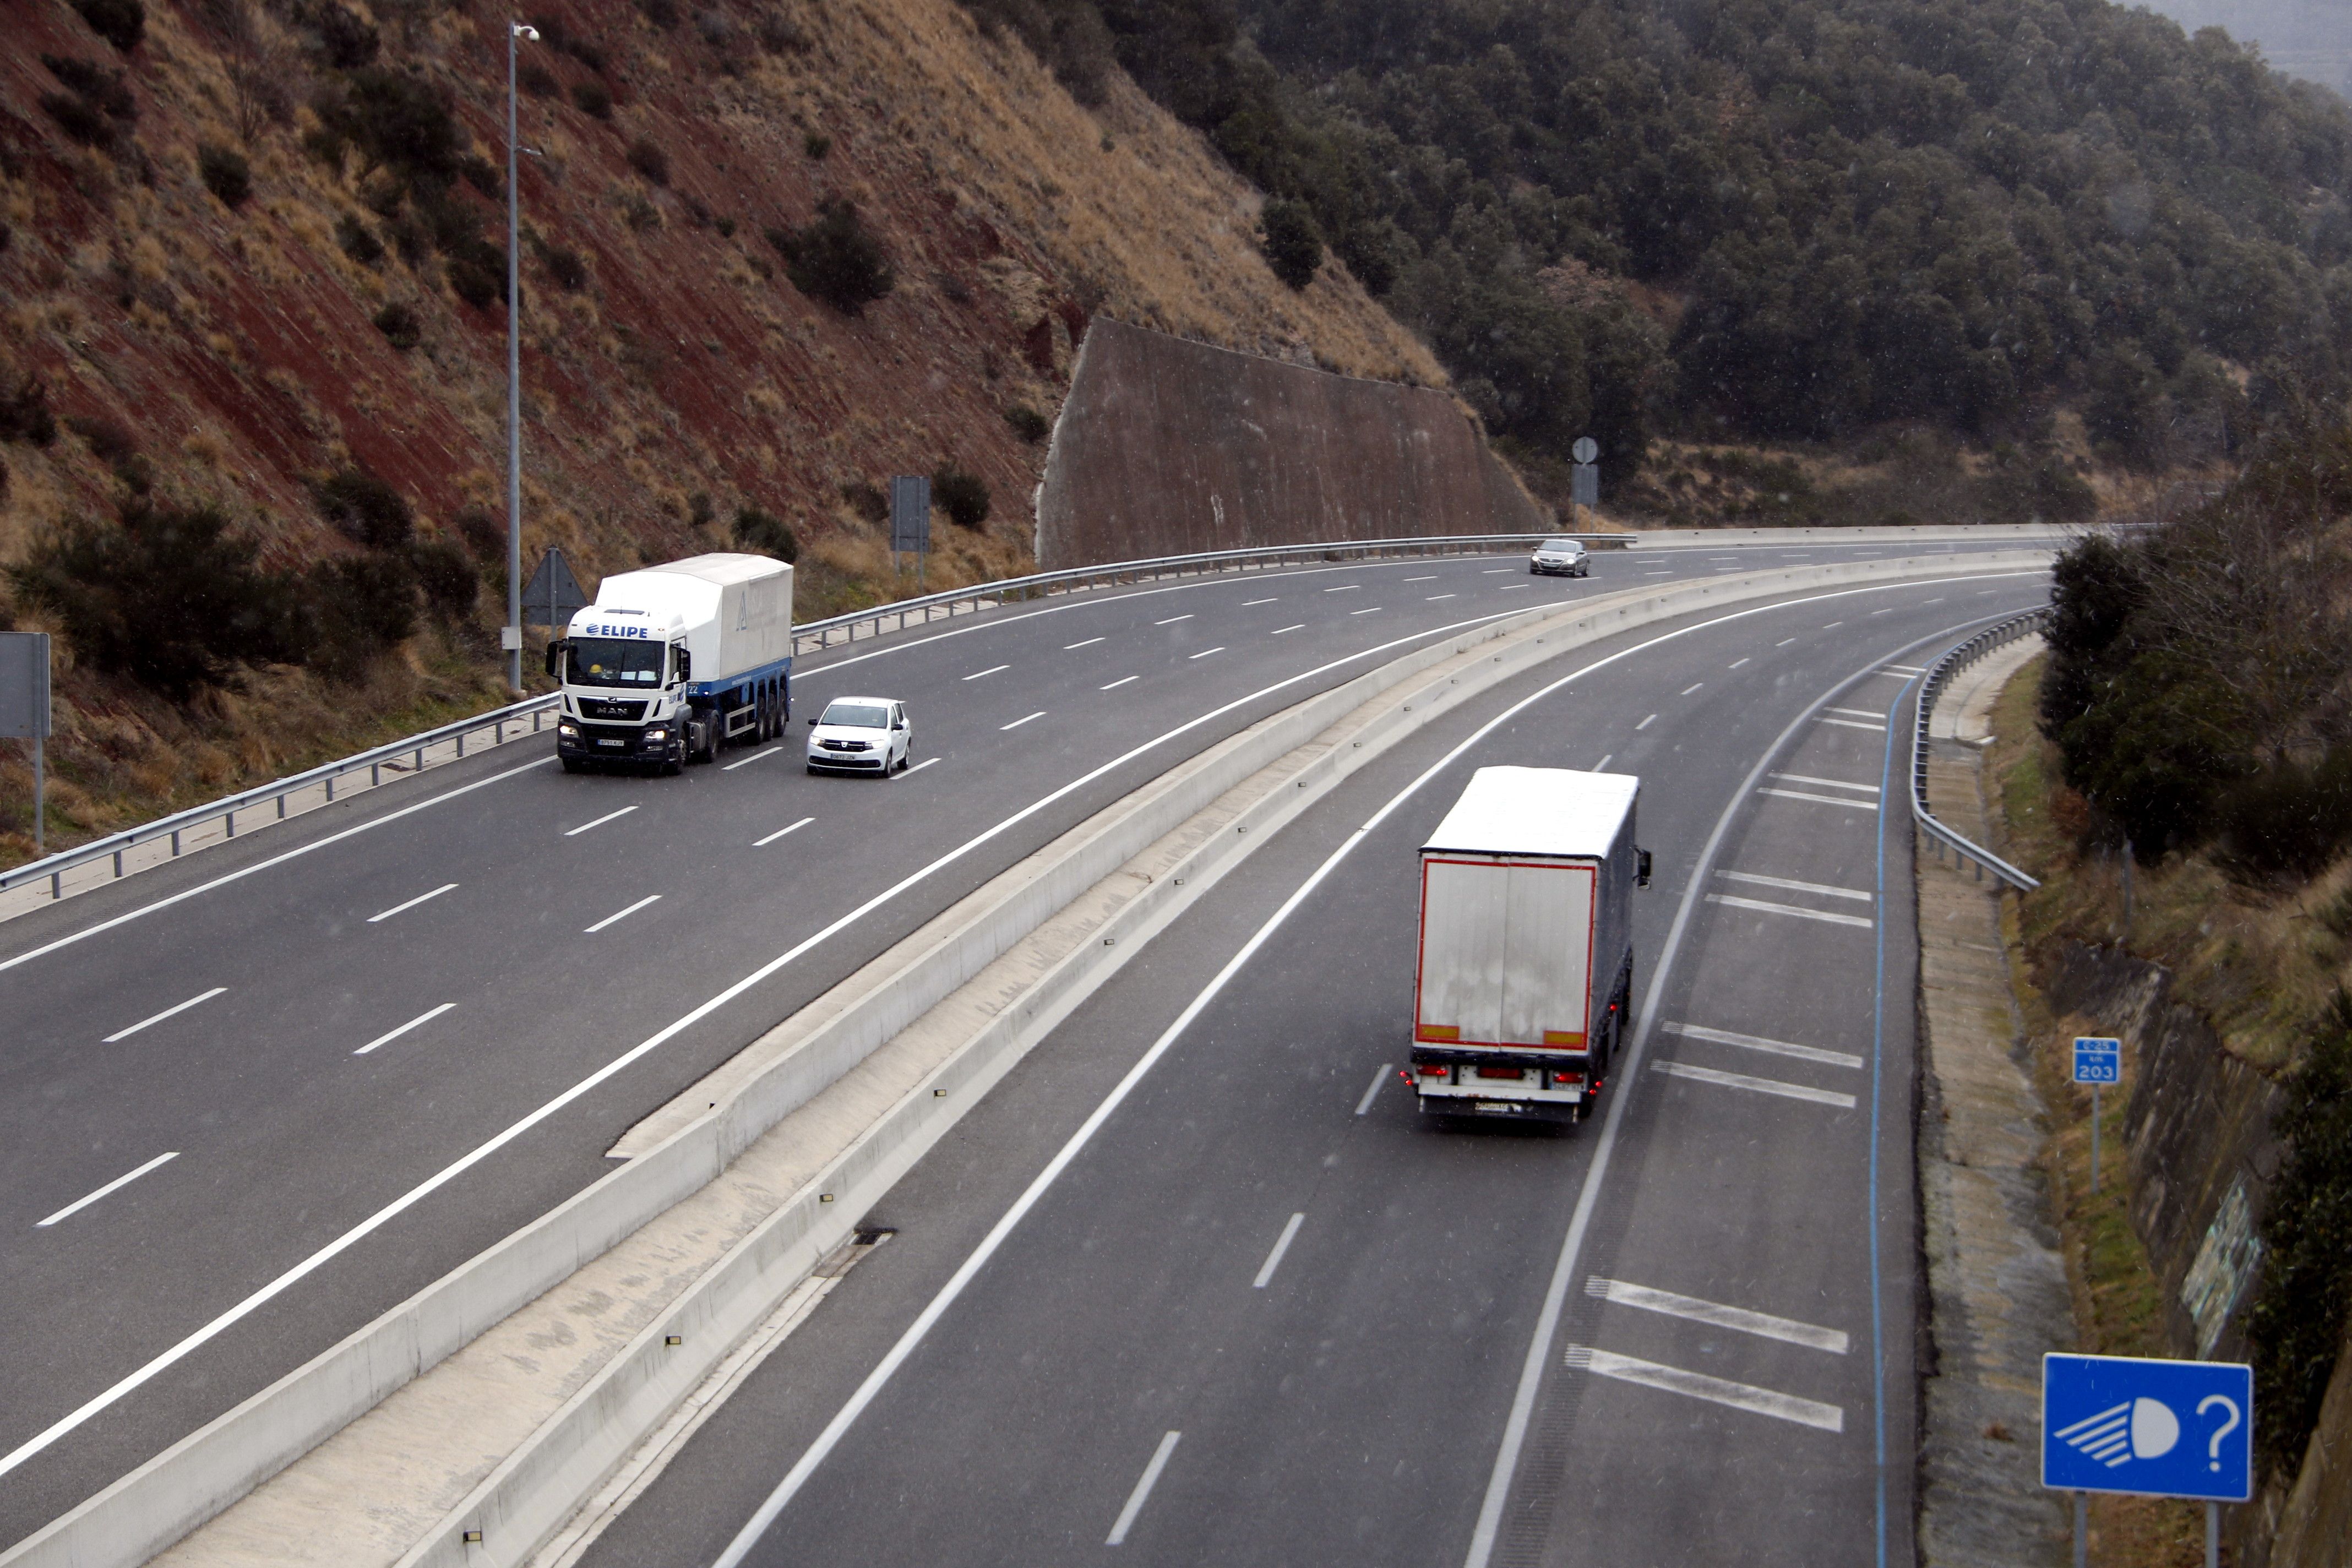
0, 534, 2038, 1552
562, 566, 2052, 1567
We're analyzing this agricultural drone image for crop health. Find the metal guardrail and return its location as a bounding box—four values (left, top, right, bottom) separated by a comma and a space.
1, 695, 561, 900
786, 532, 1602, 653
1910, 608, 2050, 890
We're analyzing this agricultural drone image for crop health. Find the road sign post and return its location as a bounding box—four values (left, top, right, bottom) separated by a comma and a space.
890, 475, 932, 591
2073, 1038, 2120, 1192
1569, 436, 1599, 527
2044, 1352, 2251, 1568
1, 631, 52, 857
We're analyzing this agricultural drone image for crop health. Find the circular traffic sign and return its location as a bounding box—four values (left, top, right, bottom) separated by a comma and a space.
1572, 437, 1599, 464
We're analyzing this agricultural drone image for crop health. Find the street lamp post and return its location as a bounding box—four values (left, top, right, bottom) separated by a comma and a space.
503, 20, 539, 692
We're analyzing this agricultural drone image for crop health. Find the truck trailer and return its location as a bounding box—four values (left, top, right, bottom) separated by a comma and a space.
548, 553, 793, 774
1410, 766, 1650, 1122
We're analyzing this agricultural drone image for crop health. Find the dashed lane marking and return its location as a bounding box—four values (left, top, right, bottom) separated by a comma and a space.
36, 1152, 179, 1229
367, 883, 459, 923
104, 988, 226, 1043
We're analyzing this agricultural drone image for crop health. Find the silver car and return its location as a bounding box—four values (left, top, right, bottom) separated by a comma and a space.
807, 696, 913, 775
1529, 537, 1589, 577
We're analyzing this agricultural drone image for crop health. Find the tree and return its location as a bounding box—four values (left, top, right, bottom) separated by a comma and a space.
1259, 199, 1323, 288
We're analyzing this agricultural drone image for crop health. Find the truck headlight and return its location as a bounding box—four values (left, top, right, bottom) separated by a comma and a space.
558, 721, 579, 737
645, 728, 668, 741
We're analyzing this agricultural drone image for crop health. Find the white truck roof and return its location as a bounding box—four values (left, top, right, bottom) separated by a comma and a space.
1422, 766, 1638, 860
635, 552, 790, 588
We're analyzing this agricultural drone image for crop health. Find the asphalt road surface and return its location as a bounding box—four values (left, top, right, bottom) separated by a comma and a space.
568, 564, 2051, 1568
0, 537, 2038, 1548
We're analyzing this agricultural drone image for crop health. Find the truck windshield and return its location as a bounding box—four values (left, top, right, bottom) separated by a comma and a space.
567, 639, 666, 688
820, 702, 889, 728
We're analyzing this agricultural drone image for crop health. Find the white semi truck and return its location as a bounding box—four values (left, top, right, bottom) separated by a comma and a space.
548, 553, 793, 774
1410, 766, 1650, 1123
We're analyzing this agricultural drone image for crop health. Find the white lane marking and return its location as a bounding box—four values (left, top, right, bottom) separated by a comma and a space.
1242, 597, 1278, 606
1000, 711, 1047, 729
1100, 676, 1139, 690
1921, 597, 1945, 605
1666, 1021, 1864, 1070
1777, 637, 1798, 646
720, 747, 785, 773
1253, 1212, 1306, 1288
0, 758, 551, 978
1592, 754, 1613, 771
1635, 714, 1657, 731
1652, 1059, 1859, 1108
1480, 568, 1513, 574
1564, 1346, 1844, 1431
1770, 771, 1880, 794
1827, 706, 1884, 720
1706, 892, 1875, 928
585, 895, 662, 933
36, 1152, 179, 1228
1322, 584, 1360, 593
1426, 594, 1458, 601
1822, 620, 1845, 629
366, 883, 458, 923
1496, 585, 1531, 592
755, 817, 815, 847
1817, 717, 1887, 732
1402, 575, 1438, 582
1106, 1431, 1182, 1546
1354, 1064, 1390, 1115
1349, 607, 1380, 616
1186, 647, 1224, 660
565, 805, 638, 837
1153, 614, 1194, 625
1645, 570, 1673, 575
1717, 869, 1874, 901
1870, 608, 1896, 616
1680, 682, 1705, 696
1270, 624, 1305, 635
1727, 657, 1750, 669
103, 987, 227, 1043
961, 664, 1010, 681
1882, 663, 1927, 674
897, 758, 939, 778
1063, 637, 1105, 650
353, 1002, 456, 1056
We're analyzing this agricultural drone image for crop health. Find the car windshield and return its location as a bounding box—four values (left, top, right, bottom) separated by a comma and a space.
567, 638, 666, 688
1539, 540, 1581, 553
822, 702, 890, 729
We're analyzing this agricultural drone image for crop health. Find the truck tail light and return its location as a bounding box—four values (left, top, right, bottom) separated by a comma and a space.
1418, 1064, 1449, 1080
1553, 1071, 1577, 1084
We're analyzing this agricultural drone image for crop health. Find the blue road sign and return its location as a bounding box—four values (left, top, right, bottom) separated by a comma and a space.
2072, 1036, 2121, 1085
2043, 1353, 2251, 1501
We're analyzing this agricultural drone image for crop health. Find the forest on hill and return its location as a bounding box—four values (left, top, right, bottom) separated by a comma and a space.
990, 0, 2352, 492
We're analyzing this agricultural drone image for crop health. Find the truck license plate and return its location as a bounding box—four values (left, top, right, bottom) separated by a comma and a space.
1472, 1101, 1518, 1115
597, 738, 625, 747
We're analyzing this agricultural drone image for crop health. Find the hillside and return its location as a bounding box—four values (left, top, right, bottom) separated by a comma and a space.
0, 0, 1442, 862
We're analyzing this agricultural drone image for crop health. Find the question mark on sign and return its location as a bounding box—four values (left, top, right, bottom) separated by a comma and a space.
2197, 1394, 2241, 1472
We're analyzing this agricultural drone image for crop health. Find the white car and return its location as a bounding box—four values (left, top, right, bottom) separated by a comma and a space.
1529, 537, 1590, 577
807, 696, 913, 775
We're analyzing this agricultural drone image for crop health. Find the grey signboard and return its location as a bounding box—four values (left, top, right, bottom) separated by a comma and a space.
890, 475, 932, 555
520, 546, 589, 628
0, 631, 51, 739
1571, 462, 1599, 510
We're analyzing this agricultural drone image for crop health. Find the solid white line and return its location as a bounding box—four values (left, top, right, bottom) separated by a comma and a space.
1707, 892, 1875, 928
1665, 1020, 1865, 1069
1680, 682, 1704, 696
1242, 597, 1278, 606
103, 987, 226, 1043
36, 1152, 179, 1228
1100, 677, 1139, 690
1817, 717, 1887, 732
353, 1002, 455, 1057
755, 817, 814, 847
1322, 584, 1360, 592
720, 747, 784, 772
565, 805, 638, 837
1652, 1059, 1859, 1108
1592, 754, 1613, 771
1426, 594, 1457, 601
366, 883, 459, 924
1635, 714, 1657, 731
1770, 771, 1880, 794
1186, 647, 1224, 660
1270, 624, 1305, 635
0, 758, 551, 978
1000, 711, 1047, 729
1253, 1212, 1305, 1289
1105, 1431, 1182, 1546
1827, 706, 1885, 720
585, 895, 662, 933
961, 664, 1010, 681
897, 758, 939, 778
1063, 637, 1105, 650
1354, 1064, 1390, 1116
1153, 614, 1193, 625
1727, 657, 1750, 669
1717, 869, 1874, 901
1564, 1346, 1844, 1430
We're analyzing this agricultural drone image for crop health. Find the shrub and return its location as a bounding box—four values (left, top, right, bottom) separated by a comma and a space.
42, 55, 136, 119
0, 377, 59, 446
640, 0, 679, 29
65, 414, 137, 465
304, 551, 418, 678
445, 239, 508, 309
932, 465, 990, 529
1259, 199, 1323, 290
545, 245, 588, 290
459, 154, 502, 199
337, 212, 384, 264
564, 37, 608, 73
1005, 405, 1050, 443
310, 69, 463, 187
2215, 749, 2352, 880
453, 505, 503, 561
313, 466, 414, 548
626, 136, 669, 186
770, 198, 894, 315
715, 215, 736, 238
7, 498, 300, 696
372, 301, 422, 349
803, 130, 830, 160
41, 92, 118, 151
759, 13, 810, 53
313, 3, 379, 69
72, 0, 145, 52
518, 62, 560, 99
2246, 996, 2352, 1479
197, 143, 252, 207
732, 504, 798, 562
571, 80, 613, 119
410, 538, 477, 619
841, 480, 887, 524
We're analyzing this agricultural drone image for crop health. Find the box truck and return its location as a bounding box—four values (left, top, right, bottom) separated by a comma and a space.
547, 553, 793, 774
1410, 766, 1650, 1122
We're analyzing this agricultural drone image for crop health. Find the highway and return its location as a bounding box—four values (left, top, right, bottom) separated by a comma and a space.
0, 536, 2037, 1550
562, 564, 2051, 1568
